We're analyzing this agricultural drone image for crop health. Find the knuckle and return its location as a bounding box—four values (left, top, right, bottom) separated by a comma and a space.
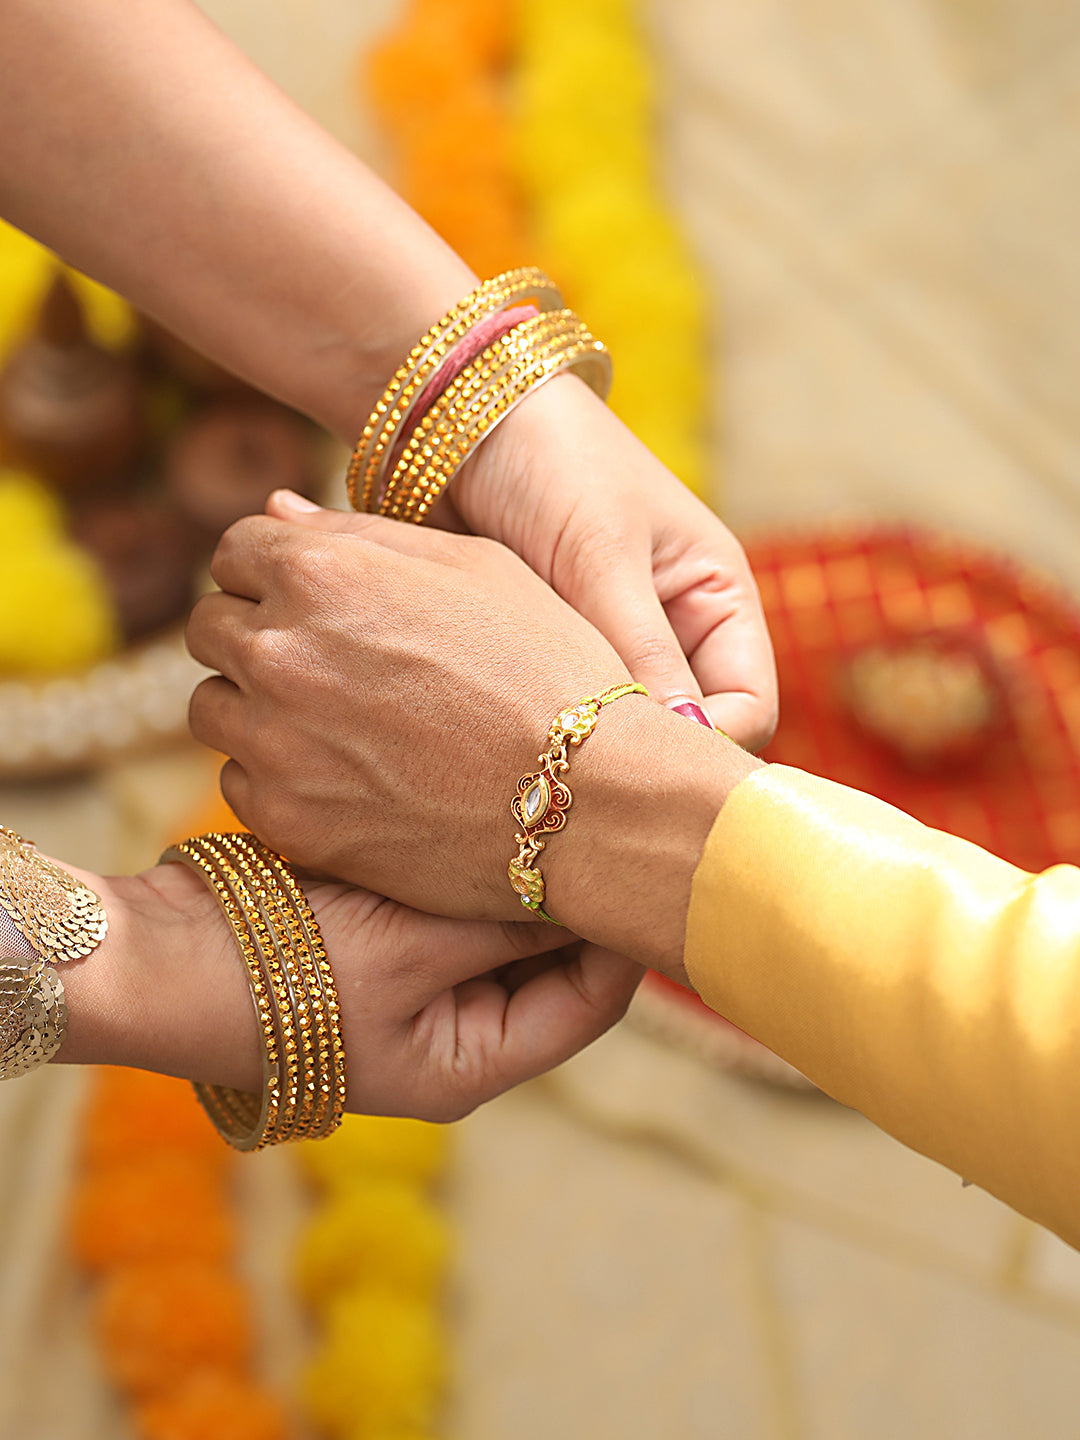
246, 626, 306, 693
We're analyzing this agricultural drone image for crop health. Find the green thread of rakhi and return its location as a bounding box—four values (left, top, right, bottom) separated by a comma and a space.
508, 683, 648, 924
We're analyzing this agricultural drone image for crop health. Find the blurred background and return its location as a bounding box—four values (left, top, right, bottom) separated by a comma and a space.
3, 1, 1080, 1437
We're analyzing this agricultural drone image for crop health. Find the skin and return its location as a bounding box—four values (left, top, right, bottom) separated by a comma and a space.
187, 502, 763, 976
0, 0, 777, 742
0, 0, 773, 1104
52, 860, 642, 1122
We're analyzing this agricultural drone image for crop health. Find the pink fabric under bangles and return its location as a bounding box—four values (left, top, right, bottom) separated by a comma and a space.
345, 268, 564, 513
345, 268, 611, 522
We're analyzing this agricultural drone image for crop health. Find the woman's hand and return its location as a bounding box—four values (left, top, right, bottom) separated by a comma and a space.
59, 859, 642, 1122
269, 374, 778, 752
186, 509, 760, 972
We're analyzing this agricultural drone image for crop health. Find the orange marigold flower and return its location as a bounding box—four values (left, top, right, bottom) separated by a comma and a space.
95, 1261, 251, 1397
413, 178, 530, 278
411, 0, 512, 70
135, 1370, 288, 1440
398, 83, 514, 190
70, 1153, 233, 1273
363, 24, 478, 137
81, 1068, 228, 1173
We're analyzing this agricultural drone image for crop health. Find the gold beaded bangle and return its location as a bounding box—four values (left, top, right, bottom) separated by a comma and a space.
380, 311, 585, 518
160, 833, 346, 1150
382, 314, 611, 523
163, 836, 284, 1147
346, 267, 563, 513
228, 835, 346, 1140
508, 683, 649, 923
200, 836, 308, 1139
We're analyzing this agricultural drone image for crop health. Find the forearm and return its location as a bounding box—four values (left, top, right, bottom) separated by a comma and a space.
55, 860, 260, 1091
538, 702, 763, 976
0, 0, 474, 437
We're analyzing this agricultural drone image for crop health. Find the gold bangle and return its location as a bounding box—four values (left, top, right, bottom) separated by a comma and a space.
508, 683, 648, 923
346, 267, 563, 513
0, 825, 108, 1081
381, 313, 611, 523
160, 833, 346, 1150
228, 835, 346, 1140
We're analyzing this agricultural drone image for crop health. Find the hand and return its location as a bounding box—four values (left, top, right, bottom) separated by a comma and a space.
330, 373, 779, 750
187, 510, 632, 918
59, 861, 642, 1122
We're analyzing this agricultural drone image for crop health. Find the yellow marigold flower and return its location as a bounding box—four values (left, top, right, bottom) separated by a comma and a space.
299, 1113, 449, 1190
0, 471, 118, 674
295, 1177, 449, 1311
0, 221, 134, 360
302, 1289, 445, 1436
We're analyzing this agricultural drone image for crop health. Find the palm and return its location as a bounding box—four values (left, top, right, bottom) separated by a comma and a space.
305, 881, 643, 1121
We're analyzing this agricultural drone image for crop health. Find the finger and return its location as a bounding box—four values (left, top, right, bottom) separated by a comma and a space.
367, 906, 563, 1007
664, 576, 778, 751
209, 514, 283, 600
450, 944, 643, 1098
188, 674, 248, 758
218, 756, 252, 821
186, 591, 259, 681
571, 553, 703, 705
267, 490, 467, 563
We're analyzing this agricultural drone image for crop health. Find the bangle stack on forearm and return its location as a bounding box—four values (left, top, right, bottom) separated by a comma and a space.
160, 832, 346, 1151
346, 267, 612, 522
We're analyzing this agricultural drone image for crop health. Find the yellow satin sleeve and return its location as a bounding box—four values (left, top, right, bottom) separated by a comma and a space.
684, 764, 1080, 1248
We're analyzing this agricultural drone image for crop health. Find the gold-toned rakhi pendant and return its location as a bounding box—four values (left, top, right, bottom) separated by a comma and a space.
549, 702, 600, 746
508, 857, 545, 910
511, 766, 572, 837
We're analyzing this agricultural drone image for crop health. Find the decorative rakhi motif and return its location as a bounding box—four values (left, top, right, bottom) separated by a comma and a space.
507, 684, 647, 923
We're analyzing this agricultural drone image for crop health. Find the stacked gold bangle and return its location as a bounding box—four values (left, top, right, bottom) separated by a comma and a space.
509, 683, 648, 923
346, 267, 564, 513
382, 310, 610, 522
347, 268, 612, 523
160, 832, 347, 1151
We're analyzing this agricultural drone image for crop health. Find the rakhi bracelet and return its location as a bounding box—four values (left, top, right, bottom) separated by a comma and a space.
346, 267, 563, 513
508, 683, 648, 923
382, 310, 610, 522
0, 824, 108, 1080
160, 833, 347, 1151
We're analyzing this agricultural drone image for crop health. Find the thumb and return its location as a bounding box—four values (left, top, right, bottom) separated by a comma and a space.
572, 562, 706, 711
266, 488, 378, 535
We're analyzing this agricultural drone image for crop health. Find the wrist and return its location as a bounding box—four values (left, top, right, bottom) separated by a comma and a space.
530, 700, 762, 975
56, 861, 259, 1091
449, 370, 603, 552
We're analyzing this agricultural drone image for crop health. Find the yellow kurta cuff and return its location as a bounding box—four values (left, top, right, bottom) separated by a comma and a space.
684, 764, 1080, 1248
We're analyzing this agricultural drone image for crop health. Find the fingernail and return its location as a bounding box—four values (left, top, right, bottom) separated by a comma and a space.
272, 488, 321, 514
665, 698, 716, 730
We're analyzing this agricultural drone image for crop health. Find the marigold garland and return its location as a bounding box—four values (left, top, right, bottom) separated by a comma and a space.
363, 0, 526, 279
294, 1115, 452, 1439
70, 1067, 290, 1438
513, 0, 711, 498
